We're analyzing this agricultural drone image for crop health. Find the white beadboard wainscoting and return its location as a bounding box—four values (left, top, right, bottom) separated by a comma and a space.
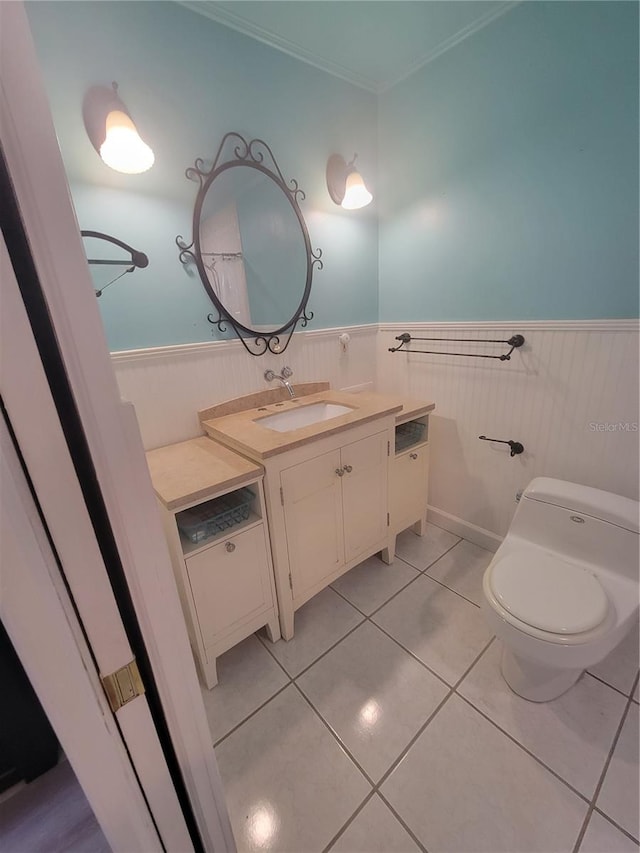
111, 325, 377, 450
377, 321, 640, 545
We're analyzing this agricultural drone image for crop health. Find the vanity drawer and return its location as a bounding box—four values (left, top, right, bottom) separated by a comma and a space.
185, 523, 273, 648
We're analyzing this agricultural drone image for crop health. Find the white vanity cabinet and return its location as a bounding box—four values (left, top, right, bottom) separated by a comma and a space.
146, 437, 279, 689
261, 418, 394, 639
199, 389, 435, 642
280, 429, 389, 604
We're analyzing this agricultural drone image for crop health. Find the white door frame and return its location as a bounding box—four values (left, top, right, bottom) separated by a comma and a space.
0, 410, 163, 853
1, 232, 194, 852
1, 4, 234, 851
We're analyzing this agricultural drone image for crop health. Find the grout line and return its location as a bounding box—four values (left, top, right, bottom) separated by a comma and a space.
320, 790, 378, 853
455, 691, 593, 808
591, 807, 640, 846
286, 616, 367, 681
212, 679, 292, 749
586, 669, 639, 702
372, 636, 495, 792
255, 629, 296, 678
451, 658, 640, 849
209, 542, 637, 853
368, 620, 454, 692
396, 537, 489, 610
330, 562, 422, 621
376, 790, 430, 853
227, 555, 465, 747
571, 691, 638, 852
238, 626, 493, 853
394, 538, 460, 576
419, 570, 482, 609
293, 682, 376, 787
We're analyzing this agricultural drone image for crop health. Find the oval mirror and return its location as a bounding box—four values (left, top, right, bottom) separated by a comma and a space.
178, 134, 322, 356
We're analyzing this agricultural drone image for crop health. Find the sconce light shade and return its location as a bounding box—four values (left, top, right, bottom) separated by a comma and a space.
83, 83, 154, 175
326, 153, 372, 210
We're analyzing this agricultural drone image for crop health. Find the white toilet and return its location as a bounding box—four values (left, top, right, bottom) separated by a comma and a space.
482, 477, 639, 702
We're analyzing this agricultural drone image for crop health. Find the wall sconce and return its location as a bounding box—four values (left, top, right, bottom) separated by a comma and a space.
83, 82, 154, 175
326, 154, 372, 210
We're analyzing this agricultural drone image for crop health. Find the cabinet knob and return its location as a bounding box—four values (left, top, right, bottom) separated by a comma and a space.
335, 467, 344, 477
409, 453, 418, 460
343, 464, 353, 473
225, 541, 236, 553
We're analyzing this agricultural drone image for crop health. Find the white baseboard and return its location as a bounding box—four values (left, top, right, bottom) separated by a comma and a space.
427, 506, 502, 553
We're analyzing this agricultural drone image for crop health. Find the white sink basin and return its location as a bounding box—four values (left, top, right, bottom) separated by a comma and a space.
255, 402, 355, 432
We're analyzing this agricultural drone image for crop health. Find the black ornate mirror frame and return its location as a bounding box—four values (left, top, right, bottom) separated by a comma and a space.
177, 132, 323, 356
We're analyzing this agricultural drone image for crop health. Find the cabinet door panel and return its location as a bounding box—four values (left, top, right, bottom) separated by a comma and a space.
186, 525, 271, 648
390, 445, 429, 532
341, 431, 388, 563
281, 449, 344, 598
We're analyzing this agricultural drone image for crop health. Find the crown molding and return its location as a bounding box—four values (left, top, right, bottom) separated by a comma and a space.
379, 1, 521, 93
179, 1, 380, 93
179, 1, 520, 95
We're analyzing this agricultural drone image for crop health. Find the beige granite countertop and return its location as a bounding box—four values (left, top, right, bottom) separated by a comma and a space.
200, 390, 435, 460
146, 436, 263, 510
387, 395, 436, 424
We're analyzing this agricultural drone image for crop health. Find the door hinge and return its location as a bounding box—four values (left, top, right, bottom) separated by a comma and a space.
387, 441, 390, 457
101, 659, 145, 713
387, 512, 390, 527
288, 572, 293, 591
280, 486, 284, 506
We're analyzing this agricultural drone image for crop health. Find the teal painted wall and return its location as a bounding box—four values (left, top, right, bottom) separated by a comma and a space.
27, 1, 639, 351
378, 1, 639, 321
26, 1, 378, 351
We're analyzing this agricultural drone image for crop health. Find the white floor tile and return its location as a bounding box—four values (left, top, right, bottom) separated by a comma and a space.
458, 642, 627, 798
394, 523, 460, 571
372, 574, 493, 685
329, 795, 420, 853
200, 635, 289, 743
263, 587, 364, 677
588, 618, 639, 697
331, 555, 420, 616
298, 622, 448, 782
215, 685, 370, 853
597, 704, 640, 840
381, 695, 588, 853
425, 539, 492, 606
579, 811, 639, 853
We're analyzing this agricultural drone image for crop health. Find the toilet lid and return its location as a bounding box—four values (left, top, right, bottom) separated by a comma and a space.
489, 552, 609, 634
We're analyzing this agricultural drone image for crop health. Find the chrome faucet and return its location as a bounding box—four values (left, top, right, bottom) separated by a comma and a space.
264, 366, 295, 398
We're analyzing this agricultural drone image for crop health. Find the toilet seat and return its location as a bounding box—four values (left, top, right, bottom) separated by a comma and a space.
489, 552, 609, 635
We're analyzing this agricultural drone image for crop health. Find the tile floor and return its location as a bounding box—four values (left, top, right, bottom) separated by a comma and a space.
201, 524, 640, 853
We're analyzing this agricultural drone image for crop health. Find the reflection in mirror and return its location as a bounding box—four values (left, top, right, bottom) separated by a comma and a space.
177, 132, 322, 357
199, 167, 307, 331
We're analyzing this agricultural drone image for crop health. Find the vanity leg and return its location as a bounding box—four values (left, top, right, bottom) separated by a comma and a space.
203, 658, 218, 690
265, 614, 281, 643
280, 605, 295, 642
412, 515, 426, 537
380, 535, 396, 565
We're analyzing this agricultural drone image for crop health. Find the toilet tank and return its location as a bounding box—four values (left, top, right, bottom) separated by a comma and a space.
510, 478, 639, 582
